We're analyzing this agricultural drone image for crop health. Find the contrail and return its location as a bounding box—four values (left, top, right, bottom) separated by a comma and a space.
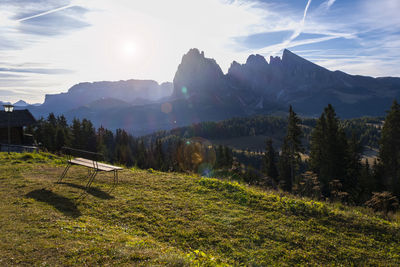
284, 0, 312, 47
254, 0, 313, 56
299, 0, 312, 35
17, 4, 72, 22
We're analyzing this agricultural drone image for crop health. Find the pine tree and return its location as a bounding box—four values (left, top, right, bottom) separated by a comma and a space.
310, 104, 348, 196
55, 128, 66, 151
224, 146, 233, 168
379, 100, 400, 196
278, 138, 292, 191
155, 138, 165, 170
71, 118, 82, 149
359, 159, 375, 203
81, 119, 97, 152
216, 145, 224, 168
346, 131, 362, 200
263, 138, 278, 182
282, 106, 303, 191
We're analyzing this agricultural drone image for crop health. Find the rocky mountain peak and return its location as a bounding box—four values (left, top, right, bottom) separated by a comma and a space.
13, 100, 29, 106
281, 48, 319, 69
269, 56, 282, 66
246, 54, 268, 66
172, 48, 225, 98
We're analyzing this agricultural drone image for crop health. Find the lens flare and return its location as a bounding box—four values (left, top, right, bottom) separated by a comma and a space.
177, 137, 216, 174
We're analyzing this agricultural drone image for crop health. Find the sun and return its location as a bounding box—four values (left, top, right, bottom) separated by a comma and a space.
119, 41, 137, 60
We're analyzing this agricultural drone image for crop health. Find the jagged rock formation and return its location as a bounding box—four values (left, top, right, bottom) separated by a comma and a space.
225, 49, 400, 117
172, 48, 228, 101
18, 48, 400, 134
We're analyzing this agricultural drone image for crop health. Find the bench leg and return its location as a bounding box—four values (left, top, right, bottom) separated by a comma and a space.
58, 163, 71, 183
108, 170, 119, 193
85, 168, 98, 190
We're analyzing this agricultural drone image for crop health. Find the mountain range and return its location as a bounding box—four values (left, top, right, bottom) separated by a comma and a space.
7, 48, 400, 134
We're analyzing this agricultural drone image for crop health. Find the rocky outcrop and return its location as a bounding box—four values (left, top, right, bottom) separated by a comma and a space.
172, 48, 227, 100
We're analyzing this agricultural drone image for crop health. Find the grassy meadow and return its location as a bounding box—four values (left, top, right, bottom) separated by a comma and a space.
0, 152, 399, 266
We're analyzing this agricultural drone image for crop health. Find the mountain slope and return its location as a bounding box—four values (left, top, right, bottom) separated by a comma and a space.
1, 152, 399, 265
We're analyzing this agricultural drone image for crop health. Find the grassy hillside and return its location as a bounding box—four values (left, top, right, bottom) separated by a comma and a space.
0, 152, 399, 266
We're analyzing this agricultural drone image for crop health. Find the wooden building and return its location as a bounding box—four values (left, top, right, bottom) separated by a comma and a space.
0, 109, 36, 145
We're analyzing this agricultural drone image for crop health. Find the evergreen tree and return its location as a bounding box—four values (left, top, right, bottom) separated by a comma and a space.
359, 159, 375, 203
57, 115, 68, 129
55, 128, 66, 151
114, 129, 133, 166
379, 100, 400, 196
136, 140, 147, 168
81, 119, 97, 152
263, 138, 278, 182
42, 114, 57, 151
223, 146, 233, 168
283, 106, 303, 191
346, 132, 362, 200
278, 138, 292, 191
155, 138, 165, 170
71, 118, 83, 149
216, 145, 224, 168
310, 104, 348, 196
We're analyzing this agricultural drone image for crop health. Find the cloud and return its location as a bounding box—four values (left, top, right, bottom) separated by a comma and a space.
316, 0, 336, 13
0, 67, 73, 74
0, 0, 90, 38
0, 73, 26, 78
16, 4, 73, 22
234, 30, 293, 50
16, 5, 90, 36
244, 0, 319, 56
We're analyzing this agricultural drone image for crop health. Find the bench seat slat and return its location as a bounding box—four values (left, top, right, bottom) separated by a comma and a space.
68, 158, 122, 172
97, 162, 123, 170
71, 158, 94, 164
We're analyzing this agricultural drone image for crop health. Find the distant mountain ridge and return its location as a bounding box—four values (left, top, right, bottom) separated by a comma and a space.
226, 49, 400, 117
27, 79, 173, 116
8, 48, 400, 134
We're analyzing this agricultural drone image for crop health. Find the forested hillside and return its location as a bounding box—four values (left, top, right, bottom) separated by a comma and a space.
26, 102, 398, 210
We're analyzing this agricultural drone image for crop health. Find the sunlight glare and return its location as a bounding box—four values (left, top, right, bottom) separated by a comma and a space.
120, 41, 137, 60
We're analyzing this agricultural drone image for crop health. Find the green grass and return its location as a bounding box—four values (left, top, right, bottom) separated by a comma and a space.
0, 152, 399, 266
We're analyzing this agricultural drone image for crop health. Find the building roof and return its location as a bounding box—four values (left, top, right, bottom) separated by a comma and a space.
0, 109, 36, 128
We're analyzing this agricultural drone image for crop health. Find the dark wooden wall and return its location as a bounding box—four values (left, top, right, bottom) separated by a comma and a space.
0, 127, 23, 144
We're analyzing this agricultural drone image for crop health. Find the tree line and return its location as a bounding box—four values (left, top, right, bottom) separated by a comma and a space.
27, 101, 399, 213
261, 102, 399, 213
26, 115, 233, 173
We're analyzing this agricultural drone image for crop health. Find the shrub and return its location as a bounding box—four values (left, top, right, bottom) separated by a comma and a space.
294, 171, 322, 200
365, 191, 399, 215
329, 179, 350, 204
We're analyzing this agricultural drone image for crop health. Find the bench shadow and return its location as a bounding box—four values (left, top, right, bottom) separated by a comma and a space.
25, 189, 81, 218
57, 182, 114, 200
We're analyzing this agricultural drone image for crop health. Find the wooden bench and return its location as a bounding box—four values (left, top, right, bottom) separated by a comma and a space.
58, 147, 122, 192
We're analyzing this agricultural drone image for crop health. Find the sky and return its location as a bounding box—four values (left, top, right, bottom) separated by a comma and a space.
1, 0, 400, 103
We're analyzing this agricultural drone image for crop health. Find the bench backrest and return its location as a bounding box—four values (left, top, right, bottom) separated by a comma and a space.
62, 147, 104, 162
